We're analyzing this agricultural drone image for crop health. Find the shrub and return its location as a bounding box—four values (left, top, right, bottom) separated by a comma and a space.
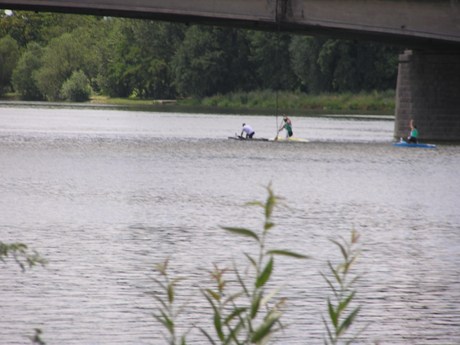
60, 70, 92, 102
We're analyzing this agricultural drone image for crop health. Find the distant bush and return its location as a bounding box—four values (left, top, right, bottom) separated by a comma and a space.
12, 42, 44, 101
60, 70, 92, 102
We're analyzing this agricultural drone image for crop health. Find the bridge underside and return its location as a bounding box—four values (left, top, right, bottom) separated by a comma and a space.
2, 0, 460, 50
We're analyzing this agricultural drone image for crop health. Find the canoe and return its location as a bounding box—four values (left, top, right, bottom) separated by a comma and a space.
393, 141, 436, 149
227, 135, 309, 143
228, 135, 269, 141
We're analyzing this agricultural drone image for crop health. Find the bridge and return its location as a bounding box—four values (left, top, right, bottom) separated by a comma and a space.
1, 0, 460, 141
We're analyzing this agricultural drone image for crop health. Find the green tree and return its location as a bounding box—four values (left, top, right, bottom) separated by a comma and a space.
34, 30, 93, 100
0, 35, 20, 96
12, 42, 44, 100
173, 26, 253, 98
61, 70, 92, 101
97, 19, 184, 99
1, 10, 103, 47
290, 36, 333, 93
248, 31, 299, 91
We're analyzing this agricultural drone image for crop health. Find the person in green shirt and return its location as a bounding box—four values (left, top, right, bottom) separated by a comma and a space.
407, 119, 418, 143
278, 115, 293, 139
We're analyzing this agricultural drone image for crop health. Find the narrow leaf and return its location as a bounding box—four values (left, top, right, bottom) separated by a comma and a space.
244, 253, 257, 267
250, 312, 280, 343
267, 249, 309, 259
331, 239, 348, 261
337, 307, 361, 337
256, 257, 274, 288
327, 299, 338, 329
214, 309, 224, 341
338, 291, 356, 315
199, 328, 217, 345
250, 291, 262, 319
167, 283, 174, 304
221, 226, 259, 242
206, 289, 221, 302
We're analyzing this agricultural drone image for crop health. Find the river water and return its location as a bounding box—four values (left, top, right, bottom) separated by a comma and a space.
1, 106, 459, 345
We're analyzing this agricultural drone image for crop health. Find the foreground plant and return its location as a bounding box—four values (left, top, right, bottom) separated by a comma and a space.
151, 258, 188, 345
201, 185, 308, 344
322, 230, 364, 345
29, 328, 46, 345
0, 241, 47, 272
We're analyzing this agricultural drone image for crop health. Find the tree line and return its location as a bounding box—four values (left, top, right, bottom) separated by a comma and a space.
0, 11, 400, 102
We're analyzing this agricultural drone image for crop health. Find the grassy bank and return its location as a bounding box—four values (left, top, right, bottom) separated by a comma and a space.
179, 90, 396, 115
3, 90, 396, 116
103, 90, 395, 115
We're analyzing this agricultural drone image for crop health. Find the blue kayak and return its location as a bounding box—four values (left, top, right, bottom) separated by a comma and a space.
393, 141, 436, 149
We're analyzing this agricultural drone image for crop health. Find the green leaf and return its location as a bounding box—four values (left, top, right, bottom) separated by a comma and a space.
327, 298, 338, 329
264, 190, 276, 219
206, 289, 221, 302
224, 307, 247, 325
250, 312, 280, 343
244, 253, 257, 267
256, 257, 274, 288
199, 328, 217, 345
338, 291, 356, 316
331, 239, 348, 261
167, 283, 174, 304
266, 249, 309, 259
328, 261, 342, 286
221, 226, 259, 242
250, 291, 262, 319
154, 310, 174, 334
264, 221, 275, 231
214, 309, 224, 341
234, 265, 250, 297
337, 307, 361, 337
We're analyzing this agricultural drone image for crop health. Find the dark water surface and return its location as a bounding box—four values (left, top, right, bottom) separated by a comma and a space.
1, 107, 459, 344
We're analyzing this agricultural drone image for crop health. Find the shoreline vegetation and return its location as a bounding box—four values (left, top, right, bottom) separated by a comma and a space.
1, 90, 395, 118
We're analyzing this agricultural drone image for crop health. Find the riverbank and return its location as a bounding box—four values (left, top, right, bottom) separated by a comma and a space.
1, 90, 395, 117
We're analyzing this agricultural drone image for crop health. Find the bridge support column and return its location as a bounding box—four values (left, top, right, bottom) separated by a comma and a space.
394, 50, 460, 142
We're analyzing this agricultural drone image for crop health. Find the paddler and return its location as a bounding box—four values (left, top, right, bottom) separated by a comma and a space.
407, 119, 418, 144
278, 115, 293, 139
241, 123, 255, 139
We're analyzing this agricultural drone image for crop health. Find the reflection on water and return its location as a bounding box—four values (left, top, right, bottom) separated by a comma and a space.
1, 107, 459, 344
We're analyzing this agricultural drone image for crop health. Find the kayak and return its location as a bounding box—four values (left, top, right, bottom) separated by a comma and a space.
393, 141, 436, 149
228, 135, 269, 141
270, 136, 310, 143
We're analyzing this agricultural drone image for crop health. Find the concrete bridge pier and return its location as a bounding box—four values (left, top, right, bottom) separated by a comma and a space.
395, 50, 460, 142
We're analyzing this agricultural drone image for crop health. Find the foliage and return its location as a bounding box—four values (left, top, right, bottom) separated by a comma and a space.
322, 230, 364, 345
60, 70, 92, 102
249, 31, 298, 91
98, 19, 183, 99
33, 32, 90, 100
291, 36, 399, 94
200, 186, 308, 344
151, 186, 308, 344
151, 258, 189, 345
12, 42, 44, 100
0, 241, 47, 272
0, 35, 20, 96
181, 90, 395, 114
2, 11, 400, 102
29, 328, 46, 345
173, 26, 249, 98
